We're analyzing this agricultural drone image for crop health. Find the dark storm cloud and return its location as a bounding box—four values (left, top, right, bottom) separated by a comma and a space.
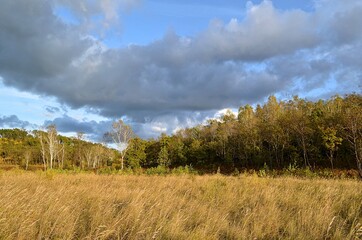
0, 0, 93, 95
60, 57, 280, 119
0, 115, 34, 129
0, 0, 362, 137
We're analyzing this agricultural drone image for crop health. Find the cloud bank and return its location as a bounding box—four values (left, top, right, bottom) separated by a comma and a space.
0, 0, 361, 137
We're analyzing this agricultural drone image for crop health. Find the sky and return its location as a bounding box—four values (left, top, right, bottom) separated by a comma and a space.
0, 0, 361, 141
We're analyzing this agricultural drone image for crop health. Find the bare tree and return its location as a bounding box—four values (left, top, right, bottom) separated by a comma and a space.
58, 140, 65, 169
36, 125, 61, 170
76, 132, 85, 169
46, 125, 58, 169
24, 149, 32, 170
82, 144, 105, 169
84, 145, 94, 168
105, 120, 135, 170
37, 130, 48, 170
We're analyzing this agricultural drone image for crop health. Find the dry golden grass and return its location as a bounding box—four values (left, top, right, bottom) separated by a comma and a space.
0, 172, 361, 240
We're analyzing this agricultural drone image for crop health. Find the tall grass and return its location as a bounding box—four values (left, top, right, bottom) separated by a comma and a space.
0, 172, 361, 239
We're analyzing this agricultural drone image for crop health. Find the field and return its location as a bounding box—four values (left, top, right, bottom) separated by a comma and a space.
0, 172, 361, 239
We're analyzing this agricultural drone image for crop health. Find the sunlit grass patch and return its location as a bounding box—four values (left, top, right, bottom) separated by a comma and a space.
0, 172, 361, 239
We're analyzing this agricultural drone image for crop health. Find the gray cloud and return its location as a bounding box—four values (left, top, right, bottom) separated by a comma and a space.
43, 111, 211, 140
0, 0, 92, 82
44, 115, 113, 141
1, 0, 362, 138
131, 110, 214, 139
0, 115, 35, 129
45, 106, 61, 114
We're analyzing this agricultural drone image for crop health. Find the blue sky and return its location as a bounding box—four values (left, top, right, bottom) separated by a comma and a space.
0, 0, 361, 140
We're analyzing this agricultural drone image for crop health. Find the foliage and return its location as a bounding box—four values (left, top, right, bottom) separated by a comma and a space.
0, 94, 361, 177
126, 93, 361, 177
145, 165, 170, 175
0, 128, 117, 170
125, 137, 147, 169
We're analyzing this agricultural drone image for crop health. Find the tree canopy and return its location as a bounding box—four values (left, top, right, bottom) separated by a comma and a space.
0, 94, 361, 177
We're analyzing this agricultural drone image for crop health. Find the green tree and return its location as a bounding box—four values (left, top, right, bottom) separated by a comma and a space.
238, 104, 260, 167
167, 135, 186, 166
157, 134, 170, 167
284, 97, 314, 168
158, 146, 170, 167
125, 138, 147, 169
341, 94, 362, 177
321, 127, 343, 170
257, 96, 285, 168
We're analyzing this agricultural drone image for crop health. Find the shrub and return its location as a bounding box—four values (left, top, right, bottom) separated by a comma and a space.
145, 165, 170, 175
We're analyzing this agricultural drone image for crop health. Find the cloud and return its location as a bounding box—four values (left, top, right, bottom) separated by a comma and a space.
193, 1, 318, 62
57, 0, 142, 19
0, 0, 93, 81
43, 115, 113, 141
0, 115, 35, 129
55, 0, 142, 38
43, 111, 211, 140
131, 111, 212, 139
45, 106, 61, 114
0, 0, 362, 139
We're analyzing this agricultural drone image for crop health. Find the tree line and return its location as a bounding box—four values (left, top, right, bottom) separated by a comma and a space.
0, 127, 117, 170
0, 94, 361, 177
124, 94, 362, 177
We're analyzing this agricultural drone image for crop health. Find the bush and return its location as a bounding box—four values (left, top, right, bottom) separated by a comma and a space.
231, 168, 240, 176
145, 165, 170, 175
171, 165, 198, 175
97, 167, 119, 175
258, 163, 269, 177
118, 167, 135, 175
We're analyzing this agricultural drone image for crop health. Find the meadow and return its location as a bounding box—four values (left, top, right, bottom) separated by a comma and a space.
0, 171, 361, 239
